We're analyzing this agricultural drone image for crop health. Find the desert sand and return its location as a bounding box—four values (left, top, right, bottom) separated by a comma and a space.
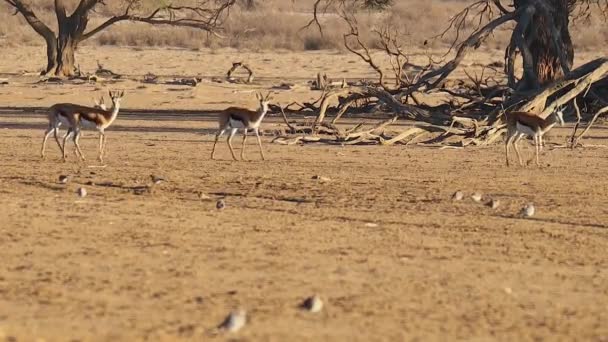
1, 46, 608, 341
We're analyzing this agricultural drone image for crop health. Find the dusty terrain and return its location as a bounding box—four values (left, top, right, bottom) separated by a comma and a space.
1, 47, 608, 341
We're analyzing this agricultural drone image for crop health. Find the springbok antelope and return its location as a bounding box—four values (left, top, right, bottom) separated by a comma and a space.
93, 96, 107, 110
211, 92, 272, 161
41, 90, 124, 163
59, 96, 108, 158
504, 107, 565, 167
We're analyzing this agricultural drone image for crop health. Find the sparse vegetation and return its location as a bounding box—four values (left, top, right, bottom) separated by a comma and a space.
1, 0, 606, 53
2, 0, 236, 76
1, 2, 608, 341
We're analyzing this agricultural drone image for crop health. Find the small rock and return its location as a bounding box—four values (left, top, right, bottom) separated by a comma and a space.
520, 203, 535, 218
300, 295, 323, 313
487, 198, 500, 209
451, 190, 464, 201
216, 199, 226, 210
364, 222, 378, 228
76, 187, 87, 198
471, 192, 483, 203
504, 287, 513, 295
58, 175, 69, 184
198, 192, 210, 200
217, 309, 246, 332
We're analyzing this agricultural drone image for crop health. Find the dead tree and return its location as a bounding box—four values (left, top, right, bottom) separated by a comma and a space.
4, 0, 237, 77
508, 0, 574, 91
299, 0, 608, 147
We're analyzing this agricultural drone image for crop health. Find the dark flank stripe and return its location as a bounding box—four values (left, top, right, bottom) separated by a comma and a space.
82, 117, 98, 125
515, 119, 533, 130
229, 114, 245, 123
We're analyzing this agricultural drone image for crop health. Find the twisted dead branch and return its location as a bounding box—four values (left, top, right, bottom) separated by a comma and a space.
572, 106, 608, 145
227, 62, 254, 83
291, 0, 608, 149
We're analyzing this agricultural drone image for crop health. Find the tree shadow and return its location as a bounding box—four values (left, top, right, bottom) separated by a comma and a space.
494, 213, 608, 230
0, 121, 219, 135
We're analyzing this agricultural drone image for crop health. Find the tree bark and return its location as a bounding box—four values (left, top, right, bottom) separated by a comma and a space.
513, 0, 574, 90
55, 35, 77, 76
43, 37, 59, 75
47, 0, 90, 76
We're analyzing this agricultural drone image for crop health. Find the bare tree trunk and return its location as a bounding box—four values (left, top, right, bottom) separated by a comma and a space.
514, 0, 574, 90
54, 37, 76, 76
47, 0, 87, 76
55, 15, 79, 77
44, 37, 59, 74
41, 28, 77, 77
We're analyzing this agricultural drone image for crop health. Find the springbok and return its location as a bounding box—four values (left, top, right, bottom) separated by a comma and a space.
504, 107, 565, 166
61, 95, 108, 158
211, 92, 272, 161
41, 90, 124, 163
93, 96, 107, 110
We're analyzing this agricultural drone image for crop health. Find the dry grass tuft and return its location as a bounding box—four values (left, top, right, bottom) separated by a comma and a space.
0, 0, 606, 52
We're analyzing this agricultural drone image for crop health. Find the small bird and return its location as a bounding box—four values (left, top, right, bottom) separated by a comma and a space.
76, 187, 87, 198
451, 190, 464, 201
217, 309, 246, 332
471, 192, 483, 203
150, 175, 165, 185
58, 175, 69, 184
133, 187, 149, 196
216, 199, 226, 210
300, 295, 323, 313
520, 203, 535, 218
312, 175, 331, 182
487, 198, 500, 209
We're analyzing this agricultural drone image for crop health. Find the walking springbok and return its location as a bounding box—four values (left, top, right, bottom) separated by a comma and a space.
211, 92, 272, 161
504, 107, 565, 167
41, 90, 124, 163
93, 96, 107, 110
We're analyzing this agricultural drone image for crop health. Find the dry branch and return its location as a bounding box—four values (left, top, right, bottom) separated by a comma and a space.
572, 106, 608, 146
331, 93, 369, 124
538, 58, 608, 118
445, 116, 480, 137
379, 127, 426, 146
313, 86, 453, 131
227, 62, 254, 83
294, 0, 608, 149
337, 116, 397, 140
402, 7, 521, 96
570, 99, 582, 146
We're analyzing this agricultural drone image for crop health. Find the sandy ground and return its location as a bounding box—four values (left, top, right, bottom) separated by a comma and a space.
1, 46, 608, 341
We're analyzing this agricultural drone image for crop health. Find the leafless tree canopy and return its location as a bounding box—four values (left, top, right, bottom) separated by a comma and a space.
3, 0, 237, 76
288, 0, 608, 148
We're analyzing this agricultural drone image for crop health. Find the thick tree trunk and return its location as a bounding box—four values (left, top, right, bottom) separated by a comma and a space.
41, 0, 88, 77
43, 38, 59, 75
42, 32, 78, 77
55, 33, 77, 76
514, 0, 574, 90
